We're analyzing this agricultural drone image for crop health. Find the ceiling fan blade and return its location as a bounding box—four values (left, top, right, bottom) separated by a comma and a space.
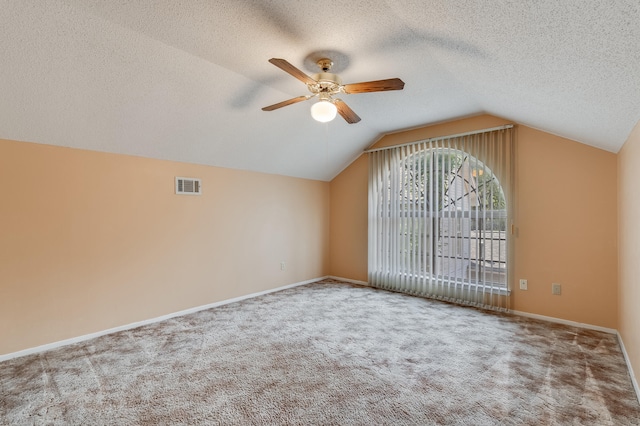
262, 95, 311, 111
334, 99, 361, 124
343, 78, 405, 94
268, 58, 317, 85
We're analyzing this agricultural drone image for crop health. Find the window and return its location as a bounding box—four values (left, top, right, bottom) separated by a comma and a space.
368, 126, 514, 310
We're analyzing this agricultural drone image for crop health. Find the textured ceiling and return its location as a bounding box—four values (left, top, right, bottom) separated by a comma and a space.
1, 1, 639, 181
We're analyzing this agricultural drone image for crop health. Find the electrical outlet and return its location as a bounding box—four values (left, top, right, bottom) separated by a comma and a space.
280, 261, 286, 271
552, 283, 562, 295
519, 279, 528, 290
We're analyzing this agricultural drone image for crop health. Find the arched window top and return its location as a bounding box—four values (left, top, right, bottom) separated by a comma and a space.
398, 147, 505, 213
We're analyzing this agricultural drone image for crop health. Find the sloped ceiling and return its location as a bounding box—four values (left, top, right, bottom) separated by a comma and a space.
1, 1, 639, 181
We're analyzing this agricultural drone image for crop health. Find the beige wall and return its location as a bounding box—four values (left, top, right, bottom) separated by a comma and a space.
329, 155, 368, 281
618, 119, 640, 386
330, 114, 619, 329
0, 139, 330, 355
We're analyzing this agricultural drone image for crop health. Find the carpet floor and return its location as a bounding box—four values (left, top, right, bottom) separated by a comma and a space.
1, 279, 639, 425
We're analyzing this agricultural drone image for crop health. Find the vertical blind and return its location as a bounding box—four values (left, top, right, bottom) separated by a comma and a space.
368, 125, 515, 311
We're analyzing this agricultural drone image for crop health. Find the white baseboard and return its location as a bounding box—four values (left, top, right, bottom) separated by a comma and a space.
0, 277, 326, 363
509, 310, 617, 334
617, 332, 640, 405
327, 275, 369, 286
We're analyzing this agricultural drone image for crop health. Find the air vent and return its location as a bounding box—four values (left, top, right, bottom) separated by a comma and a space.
175, 177, 202, 195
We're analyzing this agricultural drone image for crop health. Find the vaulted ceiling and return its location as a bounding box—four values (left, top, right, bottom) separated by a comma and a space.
1, 1, 639, 181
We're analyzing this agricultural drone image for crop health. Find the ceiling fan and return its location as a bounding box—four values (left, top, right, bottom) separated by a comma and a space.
262, 58, 405, 124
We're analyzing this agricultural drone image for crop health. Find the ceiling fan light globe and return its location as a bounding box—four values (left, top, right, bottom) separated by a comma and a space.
311, 101, 337, 123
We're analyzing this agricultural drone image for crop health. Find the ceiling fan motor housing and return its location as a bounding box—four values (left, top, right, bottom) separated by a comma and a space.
309, 72, 342, 95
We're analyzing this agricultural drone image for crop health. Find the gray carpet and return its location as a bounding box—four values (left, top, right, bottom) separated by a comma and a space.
1, 279, 639, 425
